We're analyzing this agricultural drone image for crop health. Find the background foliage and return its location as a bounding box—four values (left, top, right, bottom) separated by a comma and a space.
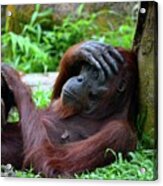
2, 4, 135, 73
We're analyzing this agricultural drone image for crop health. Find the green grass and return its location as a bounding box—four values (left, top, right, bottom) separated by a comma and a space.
75, 150, 157, 180
16, 167, 41, 178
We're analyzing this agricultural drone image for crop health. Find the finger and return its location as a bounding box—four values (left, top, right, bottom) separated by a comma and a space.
80, 49, 102, 70
102, 50, 119, 74
85, 42, 106, 54
96, 55, 113, 78
91, 44, 123, 73
82, 41, 106, 53
81, 45, 103, 70
82, 41, 124, 65
83, 45, 114, 77
90, 50, 113, 78
106, 46, 125, 64
83, 41, 105, 48
84, 40, 106, 47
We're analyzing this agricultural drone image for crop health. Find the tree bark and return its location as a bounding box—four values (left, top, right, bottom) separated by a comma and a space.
132, 1, 158, 148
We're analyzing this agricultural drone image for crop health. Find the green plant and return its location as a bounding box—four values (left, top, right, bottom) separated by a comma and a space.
75, 149, 156, 180
1, 4, 96, 72
2, 5, 54, 73
91, 23, 135, 48
2, 4, 136, 73
7, 108, 19, 123
16, 167, 41, 178
32, 85, 52, 108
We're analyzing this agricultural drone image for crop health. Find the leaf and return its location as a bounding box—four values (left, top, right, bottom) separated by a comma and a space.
10, 32, 17, 57
36, 24, 42, 43
30, 12, 38, 26
77, 4, 84, 17
105, 148, 117, 161
37, 8, 53, 18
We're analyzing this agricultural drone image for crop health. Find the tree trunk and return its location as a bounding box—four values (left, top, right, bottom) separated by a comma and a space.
132, 1, 158, 148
